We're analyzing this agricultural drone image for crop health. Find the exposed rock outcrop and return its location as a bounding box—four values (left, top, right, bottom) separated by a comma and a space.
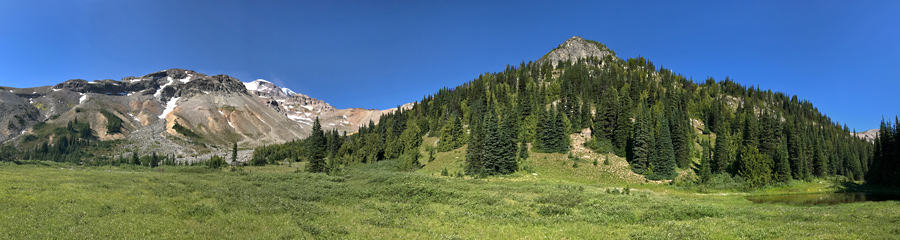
537, 36, 616, 68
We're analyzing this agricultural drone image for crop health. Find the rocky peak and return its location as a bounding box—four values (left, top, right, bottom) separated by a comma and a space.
538, 36, 616, 68
281, 87, 297, 96
244, 79, 290, 98
853, 129, 879, 143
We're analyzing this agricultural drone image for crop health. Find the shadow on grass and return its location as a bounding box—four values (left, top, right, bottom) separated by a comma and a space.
837, 181, 900, 195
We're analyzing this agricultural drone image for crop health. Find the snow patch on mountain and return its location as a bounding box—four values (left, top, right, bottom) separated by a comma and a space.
159, 97, 180, 119
154, 76, 174, 98
282, 87, 296, 96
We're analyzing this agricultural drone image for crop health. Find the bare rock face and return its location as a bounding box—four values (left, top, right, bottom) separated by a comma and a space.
538, 36, 616, 68
243, 79, 398, 135
853, 129, 879, 143
0, 68, 407, 158
244, 79, 292, 99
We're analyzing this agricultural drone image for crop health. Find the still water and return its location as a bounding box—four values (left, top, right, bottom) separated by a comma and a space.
746, 192, 900, 205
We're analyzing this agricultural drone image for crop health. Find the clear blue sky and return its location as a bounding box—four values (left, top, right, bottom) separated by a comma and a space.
1, 1, 897, 131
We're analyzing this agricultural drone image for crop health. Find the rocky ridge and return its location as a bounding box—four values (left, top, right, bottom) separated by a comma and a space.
537, 36, 617, 68
853, 129, 879, 143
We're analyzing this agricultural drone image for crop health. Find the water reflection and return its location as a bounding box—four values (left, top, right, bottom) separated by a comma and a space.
746, 192, 900, 205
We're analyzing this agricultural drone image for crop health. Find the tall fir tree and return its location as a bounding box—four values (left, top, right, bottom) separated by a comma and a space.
306, 117, 328, 173
650, 115, 677, 180
713, 131, 732, 174
498, 112, 519, 173
465, 106, 485, 176
232, 142, 238, 163
593, 86, 618, 141
630, 104, 651, 174
670, 107, 691, 168
774, 134, 792, 182
699, 139, 713, 183
481, 110, 502, 174
612, 95, 632, 156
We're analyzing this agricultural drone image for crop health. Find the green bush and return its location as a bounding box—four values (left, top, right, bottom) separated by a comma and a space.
206, 155, 227, 169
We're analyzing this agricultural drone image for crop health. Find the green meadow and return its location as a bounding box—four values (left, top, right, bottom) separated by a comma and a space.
1, 155, 898, 239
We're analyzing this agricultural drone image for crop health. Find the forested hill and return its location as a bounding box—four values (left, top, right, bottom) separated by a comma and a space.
254, 36, 873, 188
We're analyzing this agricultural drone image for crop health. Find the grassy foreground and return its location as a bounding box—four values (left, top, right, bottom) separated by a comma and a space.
1, 160, 899, 239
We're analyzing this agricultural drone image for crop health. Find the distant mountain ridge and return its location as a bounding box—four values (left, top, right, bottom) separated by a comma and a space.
0, 69, 402, 157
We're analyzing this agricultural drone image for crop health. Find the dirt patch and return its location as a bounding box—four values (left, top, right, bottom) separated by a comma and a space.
568, 129, 651, 184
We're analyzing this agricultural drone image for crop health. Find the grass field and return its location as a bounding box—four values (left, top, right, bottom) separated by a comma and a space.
2, 157, 899, 239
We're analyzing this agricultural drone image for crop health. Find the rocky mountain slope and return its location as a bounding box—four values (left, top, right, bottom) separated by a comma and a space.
853, 129, 879, 142
243, 79, 404, 135
537, 36, 617, 68
0, 69, 402, 157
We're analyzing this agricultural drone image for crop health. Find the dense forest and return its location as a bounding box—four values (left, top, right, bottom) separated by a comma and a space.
867, 117, 900, 186
254, 47, 879, 188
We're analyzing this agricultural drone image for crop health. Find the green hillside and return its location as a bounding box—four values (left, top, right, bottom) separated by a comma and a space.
255, 37, 872, 190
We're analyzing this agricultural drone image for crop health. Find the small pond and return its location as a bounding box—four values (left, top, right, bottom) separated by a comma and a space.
746, 192, 900, 205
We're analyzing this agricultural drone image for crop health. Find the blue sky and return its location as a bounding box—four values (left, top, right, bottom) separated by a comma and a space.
0, 1, 897, 131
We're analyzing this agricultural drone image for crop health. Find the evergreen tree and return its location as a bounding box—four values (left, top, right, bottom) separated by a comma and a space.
554, 106, 571, 152
150, 152, 158, 168
465, 110, 485, 176
737, 146, 773, 188
713, 131, 731, 174
612, 96, 632, 157
436, 115, 465, 152
498, 113, 519, 173
131, 150, 140, 165
481, 111, 503, 175
518, 139, 529, 161
630, 105, 651, 174
787, 119, 805, 180
670, 107, 691, 168
774, 135, 792, 182
699, 139, 712, 183
593, 87, 618, 140
650, 115, 677, 180
306, 117, 328, 173
813, 138, 828, 177
232, 142, 238, 164
742, 112, 759, 149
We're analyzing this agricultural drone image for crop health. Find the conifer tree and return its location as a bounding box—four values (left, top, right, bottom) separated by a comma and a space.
150, 152, 158, 168
737, 146, 772, 188
774, 135, 792, 182
813, 138, 828, 177
593, 87, 618, 140
630, 105, 651, 174
713, 131, 731, 174
580, 99, 592, 130
534, 106, 554, 152
554, 105, 571, 152
742, 112, 759, 150
699, 139, 712, 183
465, 108, 485, 176
498, 113, 519, 173
131, 150, 140, 165
670, 107, 691, 168
518, 140, 529, 161
481, 111, 503, 175
787, 119, 805, 180
650, 115, 677, 180
232, 142, 238, 163
613, 90, 632, 156
306, 117, 327, 173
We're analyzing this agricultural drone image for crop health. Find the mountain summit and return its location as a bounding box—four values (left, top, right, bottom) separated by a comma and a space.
538, 36, 616, 68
